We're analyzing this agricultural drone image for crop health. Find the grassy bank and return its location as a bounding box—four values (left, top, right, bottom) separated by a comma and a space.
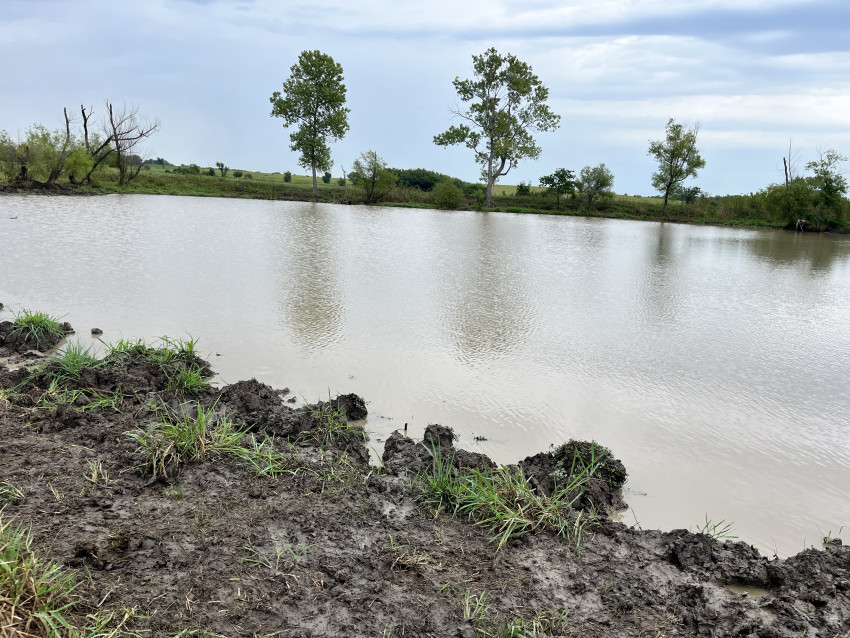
9, 165, 850, 232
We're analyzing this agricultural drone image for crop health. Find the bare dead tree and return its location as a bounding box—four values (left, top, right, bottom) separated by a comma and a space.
69, 104, 115, 185
104, 101, 160, 185
783, 139, 801, 187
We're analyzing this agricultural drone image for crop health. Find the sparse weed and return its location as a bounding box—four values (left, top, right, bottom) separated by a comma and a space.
10, 308, 65, 345
462, 589, 492, 626
85, 459, 110, 485
80, 388, 125, 413
696, 515, 738, 540
236, 434, 299, 478
0, 481, 24, 502
241, 538, 311, 574
308, 392, 365, 446
497, 608, 570, 637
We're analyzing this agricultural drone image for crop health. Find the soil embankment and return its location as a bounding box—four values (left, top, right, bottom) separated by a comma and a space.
0, 323, 848, 637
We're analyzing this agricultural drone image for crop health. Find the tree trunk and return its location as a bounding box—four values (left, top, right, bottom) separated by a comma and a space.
662, 190, 670, 217
312, 162, 318, 195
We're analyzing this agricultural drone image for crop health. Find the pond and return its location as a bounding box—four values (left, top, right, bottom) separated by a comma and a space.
2, 193, 848, 556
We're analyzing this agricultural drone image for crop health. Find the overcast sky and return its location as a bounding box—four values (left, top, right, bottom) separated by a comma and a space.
2, 0, 848, 195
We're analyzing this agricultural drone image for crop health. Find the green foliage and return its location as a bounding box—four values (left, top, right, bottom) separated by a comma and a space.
206, 167, 215, 176
283, 170, 292, 182
233, 170, 243, 179
393, 167, 447, 192
539, 168, 576, 209
806, 148, 848, 211
322, 171, 332, 184
433, 47, 561, 206
433, 180, 465, 209
514, 181, 531, 196
577, 163, 615, 205
270, 50, 350, 193
763, 180, 815, 226
175, 163, 202, 175
648, 118, 706, 214
215, 161, 229, 177
351, 150, 397, 204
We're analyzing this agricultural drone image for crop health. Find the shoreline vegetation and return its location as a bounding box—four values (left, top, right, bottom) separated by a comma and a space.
1, 309, 849, 636
3, 163, 849, 234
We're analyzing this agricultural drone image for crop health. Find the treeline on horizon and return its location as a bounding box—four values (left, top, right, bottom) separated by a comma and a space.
1, 104, 848, 232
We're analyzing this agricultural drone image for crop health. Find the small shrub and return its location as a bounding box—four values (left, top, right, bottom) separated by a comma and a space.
337, 177, 346, 187
206, 167, 215, 176
244, 173, 252, 179
322, 171, 332, 184
515, 181, 531, 196
233, 171, 243, 179
433, 180, 465, 210
283, 171, 292, 183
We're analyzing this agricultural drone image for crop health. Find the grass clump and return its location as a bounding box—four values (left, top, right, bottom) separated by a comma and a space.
0, 513, 78, 636
127, 403, 246, 477
50, 342, 102, 383
10, 309, 65, 346
128, 402, 297, 479
419, 447, 604, 551
167, 364, 210, 395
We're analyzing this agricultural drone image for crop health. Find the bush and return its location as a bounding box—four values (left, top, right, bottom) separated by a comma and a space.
433, 180, 465, 210
283, 171, 292, 183
515, 181, 531, 196
233, 171, 243, 179
322, 171, 331, 184
206, 167, 215, 176
337, 177, 346, 187
244, 173, 252, 179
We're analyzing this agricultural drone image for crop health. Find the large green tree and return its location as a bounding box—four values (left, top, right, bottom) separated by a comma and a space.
648, 118, 706, 216
270, 50, 350, 195
433, 48, 560, 207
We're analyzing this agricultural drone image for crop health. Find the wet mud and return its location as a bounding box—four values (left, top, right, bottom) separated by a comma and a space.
0, 327, 848, 637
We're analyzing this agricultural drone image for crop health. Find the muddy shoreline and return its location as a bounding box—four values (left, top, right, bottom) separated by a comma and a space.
1, 320, 848, 637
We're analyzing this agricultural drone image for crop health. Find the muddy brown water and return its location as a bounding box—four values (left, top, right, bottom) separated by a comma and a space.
1, 193, 848, 557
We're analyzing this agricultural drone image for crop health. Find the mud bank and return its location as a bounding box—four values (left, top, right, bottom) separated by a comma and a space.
0, 328, 848, 637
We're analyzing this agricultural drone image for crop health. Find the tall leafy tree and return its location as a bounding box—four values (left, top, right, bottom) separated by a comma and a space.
270, 50, 350, 195
433, 48, 560, 207
648, 118, 706, 216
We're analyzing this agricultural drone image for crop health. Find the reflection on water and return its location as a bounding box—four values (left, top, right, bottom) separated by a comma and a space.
442, 213, 534, 364
1, 194, 849, 558
272, 203, 345, 352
